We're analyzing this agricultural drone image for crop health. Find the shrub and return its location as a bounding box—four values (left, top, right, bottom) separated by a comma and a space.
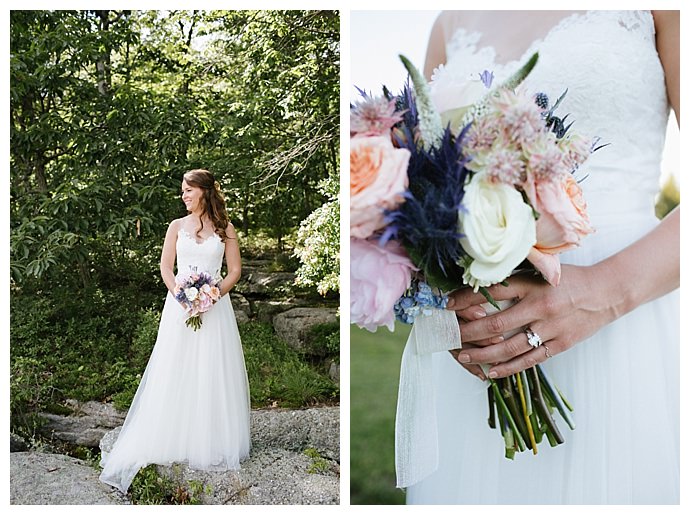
241, 321, 338, 407
294, 175, 340, 296
304, 321, 340, 357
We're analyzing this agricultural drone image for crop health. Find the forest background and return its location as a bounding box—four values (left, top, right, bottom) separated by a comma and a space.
9, 10, 341, 448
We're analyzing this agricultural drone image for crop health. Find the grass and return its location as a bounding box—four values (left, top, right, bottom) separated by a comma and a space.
350, 323, 410, 505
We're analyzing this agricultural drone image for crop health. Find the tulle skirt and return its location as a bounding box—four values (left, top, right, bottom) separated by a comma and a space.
407, 214, 679, 504
99, 293, 251, 493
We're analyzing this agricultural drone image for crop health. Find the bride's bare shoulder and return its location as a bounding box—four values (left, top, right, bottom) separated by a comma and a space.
424, 11, 484, 79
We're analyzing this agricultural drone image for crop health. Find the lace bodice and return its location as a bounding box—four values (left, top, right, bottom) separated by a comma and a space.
433, 10, 670, 225
176, 228, 224, 281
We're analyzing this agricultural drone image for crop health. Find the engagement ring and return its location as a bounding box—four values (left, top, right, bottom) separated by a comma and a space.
525, 327, 542, 348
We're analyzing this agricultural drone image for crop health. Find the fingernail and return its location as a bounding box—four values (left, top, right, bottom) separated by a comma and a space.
488, 370, 498, 379
490, 335, 504, 344
473, 309, 486, 318
478, 373, 486, 381
446, 297, 455, 309
458, 353, 470, 363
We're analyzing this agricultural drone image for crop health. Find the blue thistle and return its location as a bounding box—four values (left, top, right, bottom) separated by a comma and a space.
542, 89, 575, 139
383, 104, 472, 291
534, 92, 549, 110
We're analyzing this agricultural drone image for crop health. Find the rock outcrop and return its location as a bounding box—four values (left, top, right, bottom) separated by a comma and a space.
38, 400, 126, 447
12, 405, 339, 505
272, 307, 339, 355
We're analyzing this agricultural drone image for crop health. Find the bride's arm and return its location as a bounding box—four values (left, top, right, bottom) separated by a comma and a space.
423, 13, 448, 81
653, 10, 679, 125
160, 219, 180, 295
448, 10, 680, 379
219, 223, 241, 297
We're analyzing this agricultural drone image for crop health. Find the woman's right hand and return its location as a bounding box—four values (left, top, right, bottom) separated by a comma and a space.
448, 304, 492, 381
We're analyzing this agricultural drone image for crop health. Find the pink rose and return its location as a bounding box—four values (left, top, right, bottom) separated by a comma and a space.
350, 238, 416, 332
350, 135, 410, 239
527, 174, 594, 285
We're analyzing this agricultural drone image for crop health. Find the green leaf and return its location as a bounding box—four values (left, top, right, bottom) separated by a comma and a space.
399, 54, 443, 150
500, 52, 539, 91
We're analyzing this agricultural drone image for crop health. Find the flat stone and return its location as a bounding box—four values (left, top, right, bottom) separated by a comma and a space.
11, 433, 28, 452
230, 293, 251, 319
38, 400, 126, 447
10, 452, 126, 505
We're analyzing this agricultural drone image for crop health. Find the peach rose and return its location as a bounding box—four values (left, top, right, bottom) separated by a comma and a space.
350, 135, 410, 239
527, 174, 594, 285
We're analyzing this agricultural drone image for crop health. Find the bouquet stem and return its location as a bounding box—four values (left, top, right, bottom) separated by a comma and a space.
501, 377, 531, 450
487, 384, 496, 429
528, 367, 565, 445
489, 378, 526, 454
186, 314, 202, 331
486, 365, 572, 457
537, 365, 576, 430
516, 371, 538, 454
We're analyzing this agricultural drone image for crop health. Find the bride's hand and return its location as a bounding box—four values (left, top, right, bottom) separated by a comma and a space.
446, 264, 621, 379
447, 304, 497, 382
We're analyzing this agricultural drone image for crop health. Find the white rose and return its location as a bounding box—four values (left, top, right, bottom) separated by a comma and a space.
185, 287, 199, 302
429, 74, 487, 116
459, 175, 536, 291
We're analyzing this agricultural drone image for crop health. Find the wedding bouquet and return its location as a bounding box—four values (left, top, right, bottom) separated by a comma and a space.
351, 53, 601, 459
174, 271, 222, 331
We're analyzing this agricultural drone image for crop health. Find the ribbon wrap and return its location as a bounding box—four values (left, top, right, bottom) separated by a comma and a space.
394, 308, 462, 488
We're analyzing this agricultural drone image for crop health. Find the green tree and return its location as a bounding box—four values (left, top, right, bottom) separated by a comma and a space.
10, 9, 339, 289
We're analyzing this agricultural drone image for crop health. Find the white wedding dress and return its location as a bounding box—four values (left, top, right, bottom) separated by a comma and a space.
99, 228, 251, 493
407, 11, 679, 504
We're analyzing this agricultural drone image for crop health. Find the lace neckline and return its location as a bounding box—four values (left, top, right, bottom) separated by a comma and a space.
500, 11, 590, 68
440, 10, 653, 75
178, 228, 220, 246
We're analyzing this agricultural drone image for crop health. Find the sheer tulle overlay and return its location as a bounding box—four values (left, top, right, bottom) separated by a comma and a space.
407, 11, 679, 504
99, 229, 251, 493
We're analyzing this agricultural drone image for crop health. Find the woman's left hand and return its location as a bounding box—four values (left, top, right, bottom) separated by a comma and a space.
446, 264, 621, 378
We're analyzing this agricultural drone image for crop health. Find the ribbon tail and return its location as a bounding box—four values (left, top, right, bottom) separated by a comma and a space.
394, 308, 461, 488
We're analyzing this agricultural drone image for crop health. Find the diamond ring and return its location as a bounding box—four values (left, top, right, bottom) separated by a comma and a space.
525, 327, 542, 348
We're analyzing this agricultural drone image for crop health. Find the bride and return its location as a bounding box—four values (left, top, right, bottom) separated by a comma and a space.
404, 10, 679, 504
99, 169, 251, 493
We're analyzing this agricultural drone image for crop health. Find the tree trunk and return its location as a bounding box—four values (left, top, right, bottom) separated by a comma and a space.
94, 10, 112, 96
34, 158, 49, 193
242, 204, 250, 235
77, 258, 91, 289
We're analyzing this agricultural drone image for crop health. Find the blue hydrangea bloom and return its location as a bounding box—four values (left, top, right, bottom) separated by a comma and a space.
394, 280, 448, 325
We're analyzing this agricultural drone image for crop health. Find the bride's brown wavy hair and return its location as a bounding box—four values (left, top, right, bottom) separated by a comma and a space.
183, 169, 230, 243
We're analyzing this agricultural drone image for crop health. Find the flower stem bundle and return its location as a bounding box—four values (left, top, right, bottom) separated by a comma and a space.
487, 364, 574, 458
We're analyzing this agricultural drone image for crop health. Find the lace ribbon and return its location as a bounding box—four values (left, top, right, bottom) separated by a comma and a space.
395, 308, 462, 488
